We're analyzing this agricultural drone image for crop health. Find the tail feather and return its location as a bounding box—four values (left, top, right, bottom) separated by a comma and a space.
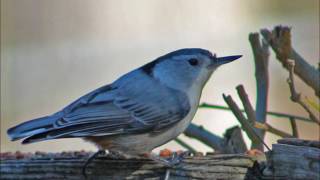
7, 115, 58, 141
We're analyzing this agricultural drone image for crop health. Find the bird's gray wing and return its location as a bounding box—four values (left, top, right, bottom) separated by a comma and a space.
22, 70, 190, 143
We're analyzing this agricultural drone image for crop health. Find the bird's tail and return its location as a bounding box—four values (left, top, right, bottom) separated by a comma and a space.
7, 115, 58, 141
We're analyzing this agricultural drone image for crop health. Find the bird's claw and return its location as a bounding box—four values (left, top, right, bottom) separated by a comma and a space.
152, 151, 189, 167
106, 151, 129, 159
82, 150, 106, 178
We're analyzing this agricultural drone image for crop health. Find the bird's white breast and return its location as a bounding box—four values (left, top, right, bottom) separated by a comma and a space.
157, 83, 202, 139
107, 82, 203, 155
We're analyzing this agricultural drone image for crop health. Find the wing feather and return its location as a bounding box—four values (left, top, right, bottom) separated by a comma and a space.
23, 70, 190, 143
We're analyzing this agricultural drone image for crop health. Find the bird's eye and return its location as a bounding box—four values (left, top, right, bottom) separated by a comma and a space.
188, 58, 198, 66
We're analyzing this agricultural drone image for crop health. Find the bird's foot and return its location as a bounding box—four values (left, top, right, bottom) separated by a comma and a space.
106, 150, 130, 159
245, 149, 264, 156
82, 150, 106, 178
150, 150, 191, 180
150, 150, 190, 167
159, 149, 191, 158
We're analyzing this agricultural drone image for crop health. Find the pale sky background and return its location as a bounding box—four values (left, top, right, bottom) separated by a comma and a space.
1, 0, 319, 153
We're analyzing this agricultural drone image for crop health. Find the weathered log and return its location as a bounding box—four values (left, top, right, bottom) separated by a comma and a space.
2, 138, 319, 179
0, 152, 261, 180
264, 138, 320, 180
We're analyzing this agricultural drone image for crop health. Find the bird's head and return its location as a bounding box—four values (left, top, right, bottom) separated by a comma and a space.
141, 48, 242, 92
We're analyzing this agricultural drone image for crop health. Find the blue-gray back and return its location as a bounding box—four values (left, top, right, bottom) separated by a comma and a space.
18, 68, 190, 144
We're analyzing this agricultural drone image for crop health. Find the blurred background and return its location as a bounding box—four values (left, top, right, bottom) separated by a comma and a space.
1, 0, 319, 153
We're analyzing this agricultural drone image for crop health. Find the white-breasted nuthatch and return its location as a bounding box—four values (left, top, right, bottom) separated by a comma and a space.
7, 48, 241, 174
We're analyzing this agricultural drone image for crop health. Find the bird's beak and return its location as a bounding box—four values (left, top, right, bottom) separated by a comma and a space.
216, 55, 242, 65
208, 55, 242, 69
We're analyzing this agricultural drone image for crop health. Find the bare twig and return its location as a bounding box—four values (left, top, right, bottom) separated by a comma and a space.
236, 85, 256, 124
236, 85, 265, 150
223, 93, 271, 151
254, 122, 293, 138
199, 103, 312, 123
260, 26, 320, 97
222, 94, 261, 147
289, 117, 299, 138
235, 85, 295, 141
184, 123, 224, 151
174, 138, 197, 153
287, 60, 320, 125
249, 33, 270, 150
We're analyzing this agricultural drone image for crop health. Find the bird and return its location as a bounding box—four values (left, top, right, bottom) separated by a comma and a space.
7, 48, 241, 174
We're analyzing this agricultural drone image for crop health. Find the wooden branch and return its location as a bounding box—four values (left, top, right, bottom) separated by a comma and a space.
260, 26, 320, 97
184, 123, 224, 151
287, 60, 320, 125
289, 117, 299, 138
235, 85, 294, 139
222, 94, 261, 147
184, 124, 248, 154
0, 152, 259, 180
236, 85, 264, 150
249, 33, 270, 147
236, 85, 256, 124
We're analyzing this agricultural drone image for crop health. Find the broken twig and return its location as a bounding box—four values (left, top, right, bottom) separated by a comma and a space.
222, 94, 261, 147
260, 26, 320, 97
254, 122, 293, 138
287, 60, 320, 125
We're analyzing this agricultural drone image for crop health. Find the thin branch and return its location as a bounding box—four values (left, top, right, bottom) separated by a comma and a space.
253, 122, 293, 138
184, 123, 224, 151
236, 85, 257, 124
222, 94, 261, 147
235, 85, 295, 142
236, 85, 265, 150
199, 103, 312, 123
287, 60, 320, 125
174, 138, 197, 153
184, 124, 248, 153
260, 26, 320, 97
289, 117, 299, 138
